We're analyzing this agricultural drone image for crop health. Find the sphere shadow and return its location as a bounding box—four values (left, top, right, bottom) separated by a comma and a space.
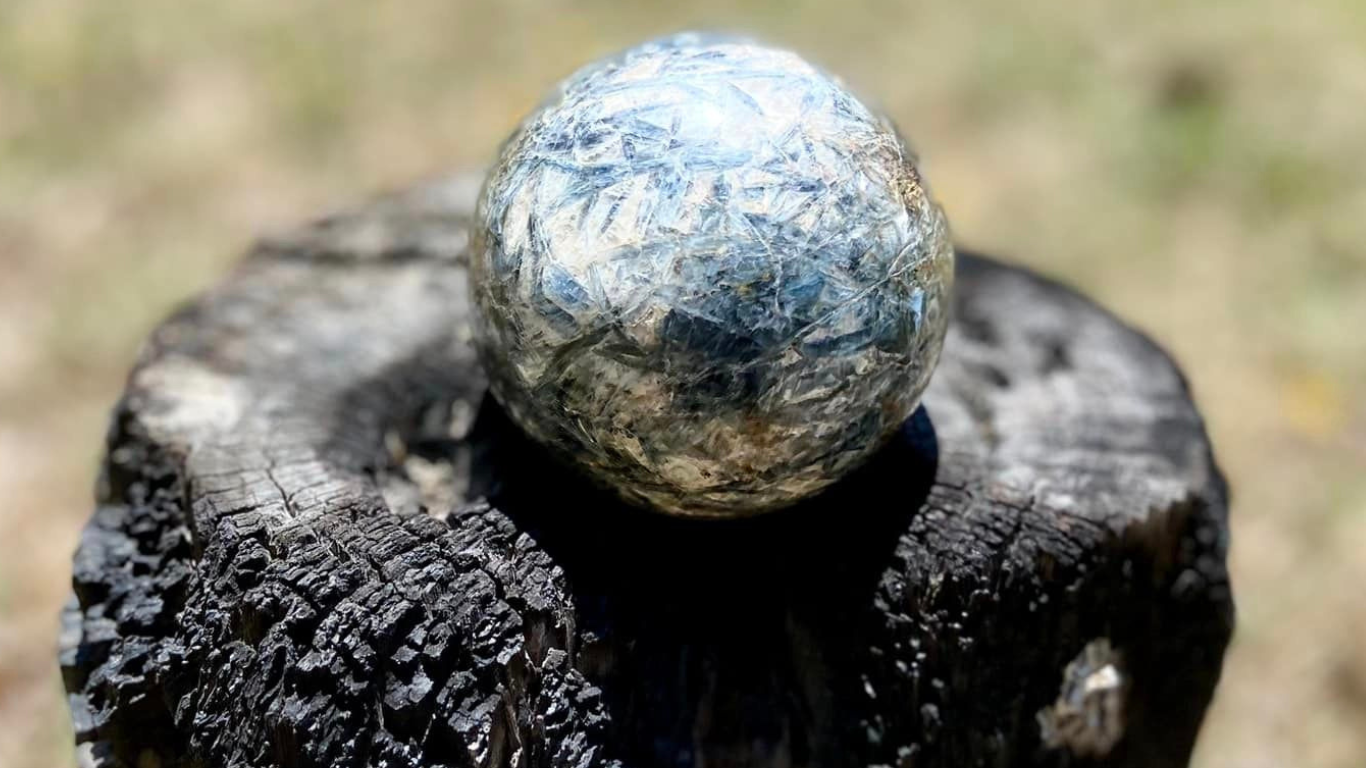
464, 395, 939, 766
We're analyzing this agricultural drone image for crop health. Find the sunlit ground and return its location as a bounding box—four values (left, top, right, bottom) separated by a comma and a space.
2, 2, 1364, 766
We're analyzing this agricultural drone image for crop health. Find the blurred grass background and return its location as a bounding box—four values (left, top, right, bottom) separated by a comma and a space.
1, 1, 1364, 766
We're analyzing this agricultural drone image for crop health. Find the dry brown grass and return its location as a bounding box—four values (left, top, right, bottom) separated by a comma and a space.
2, 2, 1364, 766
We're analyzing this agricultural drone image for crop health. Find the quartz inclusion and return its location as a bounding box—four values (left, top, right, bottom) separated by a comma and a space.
471, 33, 954, 517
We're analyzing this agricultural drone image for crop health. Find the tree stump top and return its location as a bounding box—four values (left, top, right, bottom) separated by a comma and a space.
62, 174, 1232, 768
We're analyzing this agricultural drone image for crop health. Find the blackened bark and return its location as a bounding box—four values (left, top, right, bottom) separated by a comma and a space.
61, 174, 1232, 768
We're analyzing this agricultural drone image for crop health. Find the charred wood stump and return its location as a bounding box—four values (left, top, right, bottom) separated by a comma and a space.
61, 174, 1233, 768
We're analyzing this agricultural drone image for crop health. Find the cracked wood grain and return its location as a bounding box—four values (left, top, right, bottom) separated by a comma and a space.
61, 174, 1233, 768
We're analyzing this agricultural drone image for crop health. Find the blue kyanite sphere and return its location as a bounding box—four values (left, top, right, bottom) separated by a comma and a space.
471, 33, 954, 517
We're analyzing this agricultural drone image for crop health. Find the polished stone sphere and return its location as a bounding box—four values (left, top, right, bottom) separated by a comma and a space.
471, 34, 953, 517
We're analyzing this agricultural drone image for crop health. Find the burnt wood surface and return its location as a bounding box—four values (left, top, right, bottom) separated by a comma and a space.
61, 174, 1233, 768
